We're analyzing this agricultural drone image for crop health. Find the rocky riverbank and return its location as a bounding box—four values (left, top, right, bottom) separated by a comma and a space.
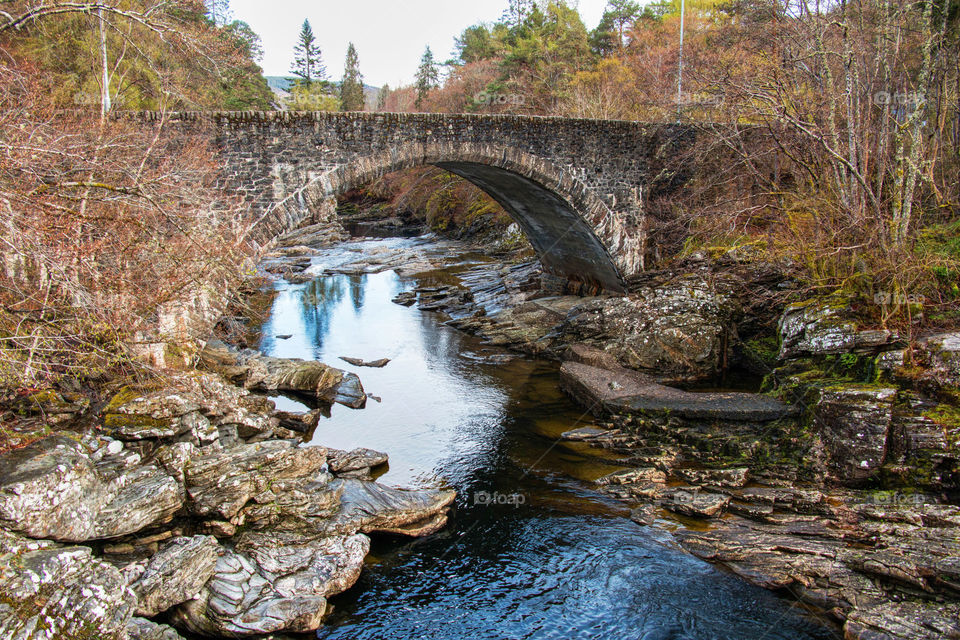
345, 237, 960, 639
0, 358, 455, 639
2, 219, 957, 639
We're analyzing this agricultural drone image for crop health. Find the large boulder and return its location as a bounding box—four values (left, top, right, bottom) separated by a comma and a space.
0, 532, 136, 640
128, 535, 222, 617
103, 372, 278, 445
557, 275, 741, 380
0, 436, 182, 542
242, 356, 367, 409
170, 532, 369, 637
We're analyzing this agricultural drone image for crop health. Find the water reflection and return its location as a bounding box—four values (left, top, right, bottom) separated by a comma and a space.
256, 243, 836, 640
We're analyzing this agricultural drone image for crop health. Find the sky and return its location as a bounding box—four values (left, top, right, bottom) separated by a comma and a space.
229, 0, 612, 88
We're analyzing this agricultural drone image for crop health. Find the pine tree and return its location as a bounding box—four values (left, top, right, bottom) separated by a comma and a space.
503, 0, 536, 27
290, 19, 325, 87
414, 46, 439, 110
339, 42, 365, 111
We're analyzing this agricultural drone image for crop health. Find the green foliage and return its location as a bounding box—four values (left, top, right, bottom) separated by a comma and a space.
284, 83, 339, 111
4, 4, 272, 110
456, 25, 502, 63
339, 42, 365, 111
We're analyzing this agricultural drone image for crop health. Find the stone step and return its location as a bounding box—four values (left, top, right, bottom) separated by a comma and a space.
560, 360, 794, 422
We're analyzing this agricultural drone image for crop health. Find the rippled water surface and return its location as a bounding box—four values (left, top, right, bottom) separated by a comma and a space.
258, 239, 836, 640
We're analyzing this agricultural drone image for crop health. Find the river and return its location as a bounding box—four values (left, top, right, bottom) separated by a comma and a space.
257, 237, 836, 640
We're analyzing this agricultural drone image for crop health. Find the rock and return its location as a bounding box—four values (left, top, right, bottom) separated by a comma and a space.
0, 436, 101, 541
129, 535, 222, 617
392, 291, 417, 306
185, 440, 327, 521
171, 532, 368, 637
843, 601, 960, 640
11, 388, 90, 424
557, 276, 741, 380
92, 463, 184, 539
102, 373, 261, 446
735, 487, 826, 511
0, 435, 182, 542
200, 520, 237, 538
663, 489, 730, 518
318, 479, 455, 537
672, 467, 750, 488
813, 384, 898, 483
240, 474, 343, 530
0, 536, 136, 639
339, 356, 391, 368
563, 343, 623, 371
901, 332, 960, 396
595, 467, 667, 486
327, 447, 388, 473
127, 617, 187, 640
560, 361, 793, 421
630, 505, 658, 525
559, 426, 615, 441
778, 296, 902, 360
243, 355, 367, 409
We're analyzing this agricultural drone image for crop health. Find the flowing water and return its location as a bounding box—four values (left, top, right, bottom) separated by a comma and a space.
258, 238, 837, 640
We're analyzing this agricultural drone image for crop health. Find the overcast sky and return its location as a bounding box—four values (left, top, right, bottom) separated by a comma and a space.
230, 0, 612, 88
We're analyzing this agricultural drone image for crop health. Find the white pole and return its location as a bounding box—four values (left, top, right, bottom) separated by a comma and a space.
677, 0, 685, 111
98, 3, 111, 119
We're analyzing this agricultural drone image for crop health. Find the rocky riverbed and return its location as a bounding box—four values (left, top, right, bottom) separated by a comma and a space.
1, 220, 957, 639
297, 229, 960, 639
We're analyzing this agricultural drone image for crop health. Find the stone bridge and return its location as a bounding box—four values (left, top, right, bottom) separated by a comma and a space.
151, 112, 697, 293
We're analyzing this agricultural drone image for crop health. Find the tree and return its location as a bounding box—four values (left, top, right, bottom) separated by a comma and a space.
205, 0, 233, 26
339, 42, 364, 111
375, 84, 390, 111
0, 0, 273, 112
503, 0, 536, 26
455, 24, 500, 63
290, 19, 325, 87
590, 0, 641, 55
415, 46, 439, 110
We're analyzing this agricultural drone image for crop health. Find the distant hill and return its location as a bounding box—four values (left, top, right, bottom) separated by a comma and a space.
264, 76, 380, 110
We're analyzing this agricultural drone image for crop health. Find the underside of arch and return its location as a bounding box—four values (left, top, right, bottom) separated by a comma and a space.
435, 162, 624, 293
258, 144, 632, 293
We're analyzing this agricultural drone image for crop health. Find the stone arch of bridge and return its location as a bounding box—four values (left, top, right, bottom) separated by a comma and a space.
252, 142, 630, 293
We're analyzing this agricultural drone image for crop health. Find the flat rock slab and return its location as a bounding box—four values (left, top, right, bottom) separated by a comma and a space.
560, 362, 793, 422
596, 467, 667, 486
